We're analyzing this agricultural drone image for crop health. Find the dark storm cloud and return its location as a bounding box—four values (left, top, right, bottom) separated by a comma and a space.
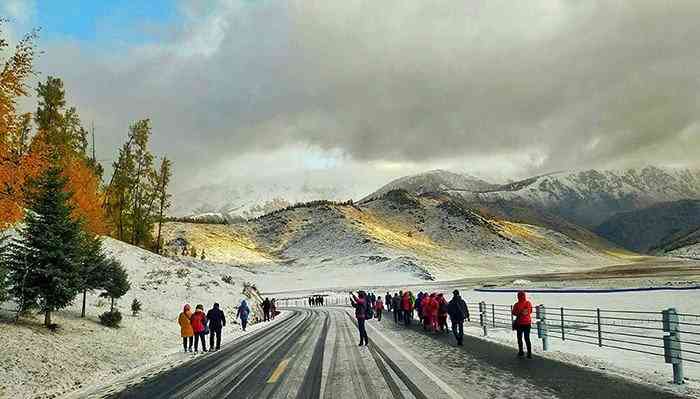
32, 0, 700, 189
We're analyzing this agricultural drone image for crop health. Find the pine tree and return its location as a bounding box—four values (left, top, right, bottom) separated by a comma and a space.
154, 157, 172, 254
129, 120, 155, 247
77, 232, 108, 318
7, 162, 83, 327
0, 234, 9, 302
105, 120, 159, 248
101, 258, 130, 312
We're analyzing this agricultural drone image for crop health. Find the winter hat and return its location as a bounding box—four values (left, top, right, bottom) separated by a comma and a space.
213, 303, 220, 308
184, 304, 191, 312
453, 290, 460, 296
196, 304, 204, 310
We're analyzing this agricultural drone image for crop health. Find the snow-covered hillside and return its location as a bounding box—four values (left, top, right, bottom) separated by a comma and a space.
666, 243, 700, 260
360, 169, 496, 202
0, 237, 268, 399
468, 166, 700, 228
160, 189, 629, 291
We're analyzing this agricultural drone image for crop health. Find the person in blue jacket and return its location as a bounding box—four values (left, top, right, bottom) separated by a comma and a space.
237, 300, 250, 332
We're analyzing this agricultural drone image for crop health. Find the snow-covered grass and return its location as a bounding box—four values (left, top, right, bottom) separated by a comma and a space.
0, 237, 269, 399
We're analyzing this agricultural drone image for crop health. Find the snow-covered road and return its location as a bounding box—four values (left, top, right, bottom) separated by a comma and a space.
105, 307, 688, 399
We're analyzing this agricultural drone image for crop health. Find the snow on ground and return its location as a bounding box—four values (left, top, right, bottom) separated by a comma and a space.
667, 244, 700, 260
0, 237, 269, 399
321, 287, 700, 397
462, 288, 700, 395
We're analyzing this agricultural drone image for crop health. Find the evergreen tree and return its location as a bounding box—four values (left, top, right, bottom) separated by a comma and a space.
7, 163, 83, 327
0, 234, 9, 302
101, 258, 130, 312
129, 120, 155, 247
154, 157, 172, 254
105, 119, 160, 248
77, 232, 108, 318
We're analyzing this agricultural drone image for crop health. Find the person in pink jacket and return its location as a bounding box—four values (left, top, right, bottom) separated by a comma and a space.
374, 297, 385, 321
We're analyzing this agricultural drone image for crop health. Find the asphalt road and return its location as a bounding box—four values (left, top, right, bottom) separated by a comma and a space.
108, 307, 691, 399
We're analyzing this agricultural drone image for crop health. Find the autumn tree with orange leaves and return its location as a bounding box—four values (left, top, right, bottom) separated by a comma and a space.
1, 20, 107, 234
0, 19, 41, 227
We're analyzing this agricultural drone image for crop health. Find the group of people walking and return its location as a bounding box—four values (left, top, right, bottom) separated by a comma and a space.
262, 297, 278, 322
308, 295, 325, 306
177, 300, 253, 353
351, 289, 534, 358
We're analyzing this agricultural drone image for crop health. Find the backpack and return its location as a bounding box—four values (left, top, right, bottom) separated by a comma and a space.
366, 305, 374, 319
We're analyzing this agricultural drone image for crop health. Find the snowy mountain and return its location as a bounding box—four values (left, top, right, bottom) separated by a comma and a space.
460, 167, 700, 229
161, 189, 627, 281
360, 169, 496, 202
171, 179, 361, 220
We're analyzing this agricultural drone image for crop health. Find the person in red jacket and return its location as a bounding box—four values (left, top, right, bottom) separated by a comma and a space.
190, 304, 208, 353
421, 294, 431, 331
401, 291, 412, 326
429, 293, 439, 332
511, 291, 533, 358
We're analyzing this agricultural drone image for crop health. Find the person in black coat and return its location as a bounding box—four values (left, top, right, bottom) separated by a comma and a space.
447, 290, 469, 346
207, 303, 227, 351
262, 298, 271, 321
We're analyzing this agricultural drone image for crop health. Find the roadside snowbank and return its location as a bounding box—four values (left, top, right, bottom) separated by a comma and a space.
0, 237, 268, 399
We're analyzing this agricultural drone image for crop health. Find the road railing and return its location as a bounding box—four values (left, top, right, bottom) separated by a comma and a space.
464, 301, 699, 385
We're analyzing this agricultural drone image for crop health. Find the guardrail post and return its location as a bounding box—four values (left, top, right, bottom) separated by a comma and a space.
663, 308, 684, 385
597, 308, 603, 347
561, 307, 565, 341
479, 302, 487, 336
492, 304, 496, 328
536, 305, 548, 351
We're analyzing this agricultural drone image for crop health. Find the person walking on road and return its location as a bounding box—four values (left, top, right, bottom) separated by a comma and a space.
190, 304, 208, 352
447, 290, 469, 346
374, 297, 385, 321
385, 293, 392, 312
437, 293, 449, 332
178, 304, 194, 352
402, 291, 413, 326
415, 292, 424, 325
512, 291, 533, 359
392, 293, 401, 324
207, 303, 226, 351
237, 300, 251, 332
425, 293, 439, 332
271, 299, 277, 320
262, 298, 271, 322
350, 291, 370, 346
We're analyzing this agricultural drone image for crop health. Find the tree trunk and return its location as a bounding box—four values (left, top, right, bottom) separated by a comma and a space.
81, 289, 87, 318
110, 297, 115, 313
156, 207, 164, 255
44, 310, 51, 327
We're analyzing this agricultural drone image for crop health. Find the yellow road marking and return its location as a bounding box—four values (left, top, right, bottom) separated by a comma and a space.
267, 358, 291, 384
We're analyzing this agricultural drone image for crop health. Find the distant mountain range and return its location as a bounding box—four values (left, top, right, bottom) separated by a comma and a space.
363, 167, 700, 229
162, 188, 627, 280
171, 166, 700, 255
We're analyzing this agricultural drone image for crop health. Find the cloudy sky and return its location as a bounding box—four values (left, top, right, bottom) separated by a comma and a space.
2, 0, 700, 196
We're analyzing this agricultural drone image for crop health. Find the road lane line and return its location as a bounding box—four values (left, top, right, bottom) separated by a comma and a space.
364, 315, 465, 399
267, 358, 291, 383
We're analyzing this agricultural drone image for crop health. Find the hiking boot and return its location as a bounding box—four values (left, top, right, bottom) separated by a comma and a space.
527, 353, 533, 359
517, 352, 524, 357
